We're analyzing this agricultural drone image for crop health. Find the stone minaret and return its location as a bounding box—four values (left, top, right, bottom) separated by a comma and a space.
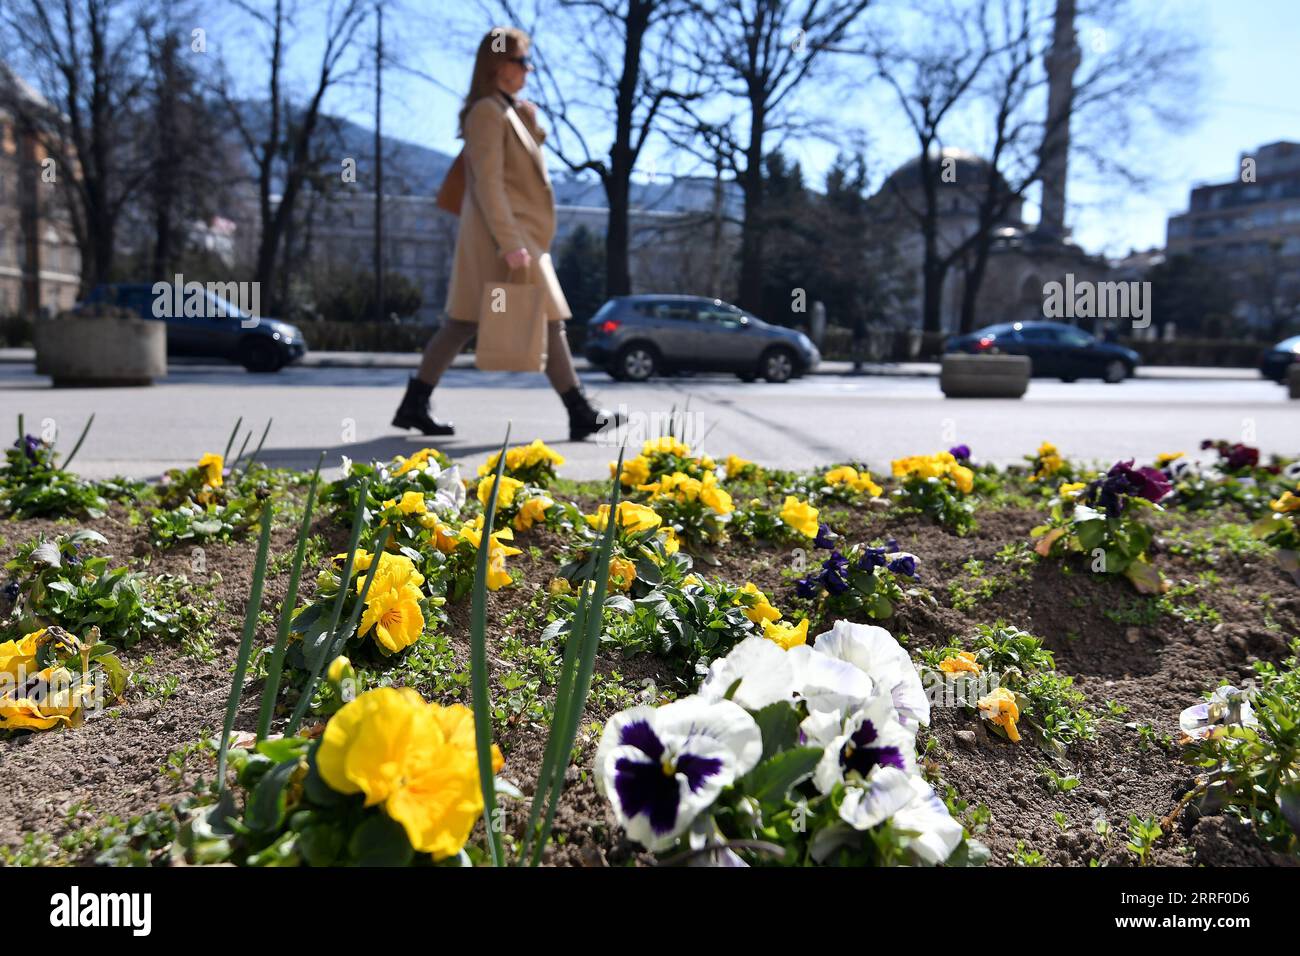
1038, 0, 1080, 239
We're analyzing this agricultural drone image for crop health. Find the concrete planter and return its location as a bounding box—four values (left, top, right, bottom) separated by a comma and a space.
34, 314, 166, 387
1288, 363, 1300, 399
940, 354, 1030, 398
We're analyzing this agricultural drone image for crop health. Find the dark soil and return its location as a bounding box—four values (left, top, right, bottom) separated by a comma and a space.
1, 491, 1296, 867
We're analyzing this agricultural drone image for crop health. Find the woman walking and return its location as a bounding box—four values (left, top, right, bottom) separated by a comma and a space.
393, 26, 622, 440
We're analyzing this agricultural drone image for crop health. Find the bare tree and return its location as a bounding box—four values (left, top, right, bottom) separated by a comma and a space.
0, 0, 154, 292
215, 0, 369, 311
871, 0, 1201, 334
671, 0, 871, 312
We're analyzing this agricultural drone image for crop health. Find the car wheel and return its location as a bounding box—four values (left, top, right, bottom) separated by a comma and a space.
759, 347, 796, 383
240, 338, 283, 373
616, 343, 658, 382
1102, 359, 1127, 384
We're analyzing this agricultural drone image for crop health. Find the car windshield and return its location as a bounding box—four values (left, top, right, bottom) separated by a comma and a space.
1059, 327, 1094, 347
1278, 336, 1300, 351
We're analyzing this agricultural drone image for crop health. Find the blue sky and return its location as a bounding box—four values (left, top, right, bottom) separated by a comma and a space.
285, 0, 1299, 260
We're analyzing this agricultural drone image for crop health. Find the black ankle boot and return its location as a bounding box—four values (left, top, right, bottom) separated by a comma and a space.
392, 377, 455, 436
560, 387, 624, 441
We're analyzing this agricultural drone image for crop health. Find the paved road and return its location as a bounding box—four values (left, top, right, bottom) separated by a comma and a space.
1, 362, 1294, 481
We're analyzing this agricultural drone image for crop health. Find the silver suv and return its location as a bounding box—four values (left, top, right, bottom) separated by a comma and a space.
584, 295, 820, 383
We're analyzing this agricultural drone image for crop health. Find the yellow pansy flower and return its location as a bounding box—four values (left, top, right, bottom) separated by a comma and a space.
723, 454, 753, 479
700, 483, 734, 515
608, 556, 637, 592
950, 464, 974, 495
197, 453, 224, 488
352, 552, 424, 595
613, 455, 652, 488
477, 474, 524, 509
393, 448, 442, 476
316, 688, 502, 859
1059, 481, 1087, 498
1270, 489, 1300, 514
382, 491, 427, 516
761, 617, 809, 650
513, 495, 554, 531
938, 650, 981, 675
642, 436, 691, 458
658, 527, 680, 555
779, 496, 819, 538
978, 687, 1021, 742
737, 582, 781, 626
586, 501, 663, 534
1155, 452, 1184, 467
327, 655, 355, 685
359, 585, 425, 654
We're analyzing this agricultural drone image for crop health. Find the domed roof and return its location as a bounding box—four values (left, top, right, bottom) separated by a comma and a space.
884, 147, 1007, 193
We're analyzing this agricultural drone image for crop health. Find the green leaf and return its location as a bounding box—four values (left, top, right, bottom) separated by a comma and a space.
742, 747, 823, 805
348, 813, 414, 866
245, 756, 299, 833
750, 702, 799, 761
297, 824, 345, 867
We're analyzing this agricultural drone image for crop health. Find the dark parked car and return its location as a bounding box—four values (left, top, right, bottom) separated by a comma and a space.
80, 283, 307, 372
1259, 335, 1300, 383
945, 320, 1139, 383
585, 295, 820, 383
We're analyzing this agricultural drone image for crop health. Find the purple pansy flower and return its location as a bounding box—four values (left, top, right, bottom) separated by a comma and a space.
821, 551, 850, 595
948, 444, 971, 462
813, 523, 839, 550
887, 554, 919, 579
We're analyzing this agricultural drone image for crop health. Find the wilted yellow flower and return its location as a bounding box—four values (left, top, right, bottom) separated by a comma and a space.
642, 436, 691, 458
737, 582, 781, 625
977, 687, 1021, 742
608, 556, 637, 592
762, 617, 808, 650
548, 577, 572, 596
316, 688, 502, 859
938, 650, 981, 675
513, 495, 554, 531
586, 501, 663, 534
197, 453, 224, 488
780, 496, 819, 538
0, 630, 43, 680
477, 474, 524, 510
360, 585, 425, 654
0, 666, 90, 731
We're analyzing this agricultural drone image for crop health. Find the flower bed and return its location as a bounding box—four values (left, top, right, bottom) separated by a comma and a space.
0, 433, 1297, 866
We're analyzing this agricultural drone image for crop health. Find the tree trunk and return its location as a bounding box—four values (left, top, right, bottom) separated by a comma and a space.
602, 0, 650, 298
737, 104, 766, 313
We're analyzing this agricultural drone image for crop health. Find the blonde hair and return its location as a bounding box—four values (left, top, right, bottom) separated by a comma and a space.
458, 26, 530, 135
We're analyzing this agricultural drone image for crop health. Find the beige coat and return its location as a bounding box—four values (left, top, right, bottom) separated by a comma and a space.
445, 94, 571, 323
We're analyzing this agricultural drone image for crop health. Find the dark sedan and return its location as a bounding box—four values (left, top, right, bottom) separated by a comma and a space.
1259, 335, 1300, 383
945, 321, 1139, 383
585, 295, 820, 383
81, 283, 307, 372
